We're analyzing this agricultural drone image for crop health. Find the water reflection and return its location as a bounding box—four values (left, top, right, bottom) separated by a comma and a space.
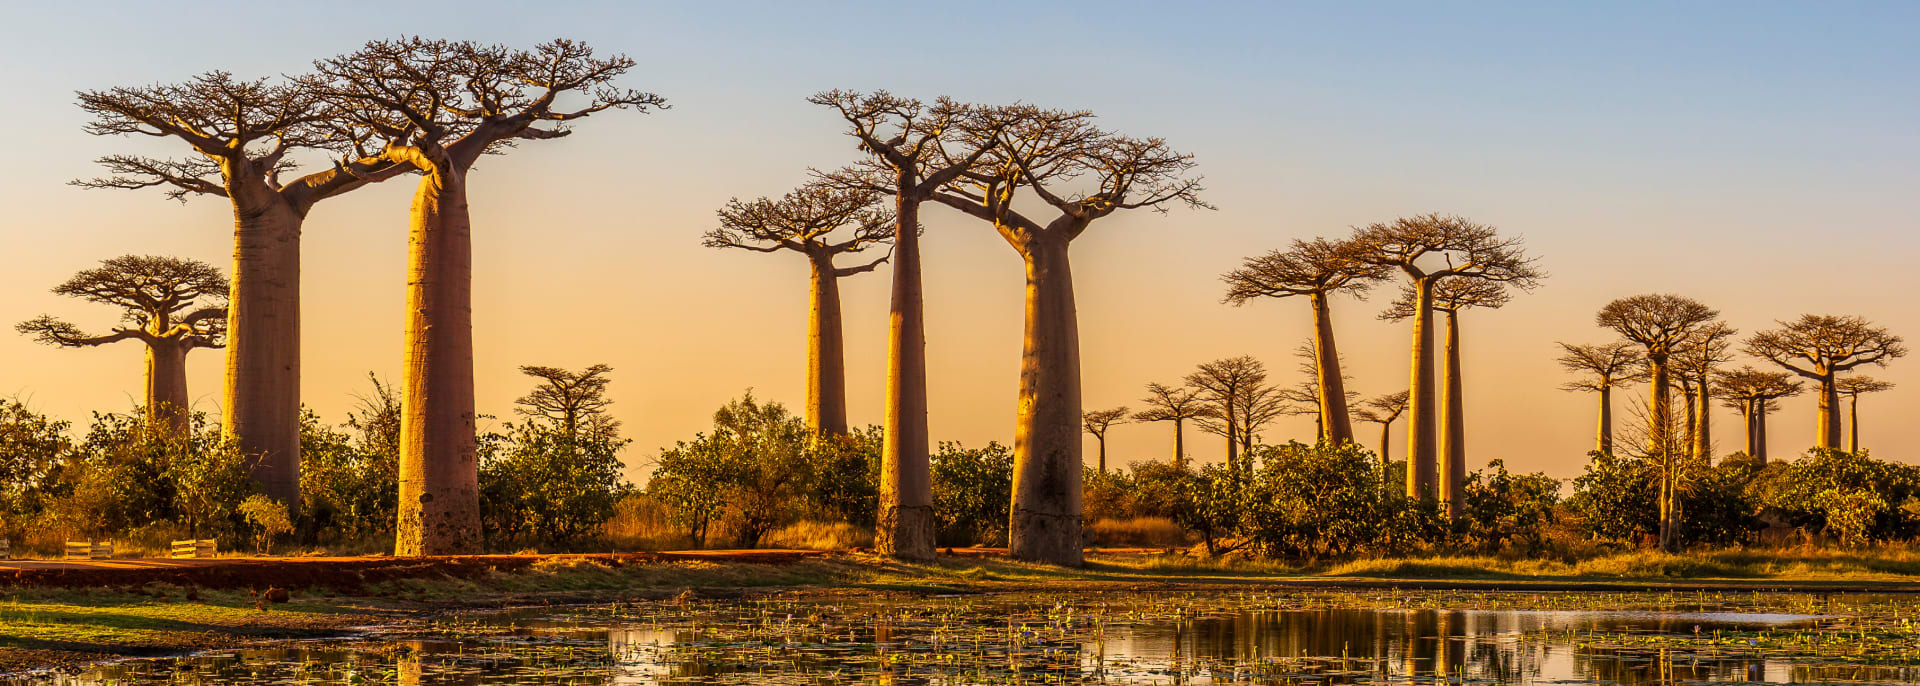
20, 595, 1918, 685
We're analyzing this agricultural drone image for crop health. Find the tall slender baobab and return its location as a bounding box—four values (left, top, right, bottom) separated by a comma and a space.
75, 71, 410, 503
1274, 341, 1357, 442
1835, 376, 1895, 454
1082, 407, 1129, 473
1744, 315, 1907, 451
1352, 390, 1409, 472
1673, 322, 1736, 460
704, 183, 894, 438
1555, 341, 1647, 454
1132, 383, 1213, 469
1352, 215, 1540, 502
809, 91, 1004, 561
16, 256, 227, 437
1595, 294, 1718, 552
1382, 276, 1513, 518
1715, 367, 1802, 462
314, 37, 665, 556
1220, 238, 1385, 445
1187, 356, 1270, 477
928, 104, 1206, 566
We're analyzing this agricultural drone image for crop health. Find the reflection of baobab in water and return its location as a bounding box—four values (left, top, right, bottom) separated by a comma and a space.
17, 256, 227, 438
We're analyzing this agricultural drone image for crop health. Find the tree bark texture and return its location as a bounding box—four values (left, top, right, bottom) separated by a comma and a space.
1007, 232, 1084, 566
806, 252, 850, 438
1172, 419, 1185, 470
1309, 293, 1355, 445
224, 192, 304, 505
1439, 310, 1466, 521
1693, 384, 1711, 460
395, 168, 482, 556
145, 340, 192, 438
1816, 374, 1840, 450
1649, 359, 1675, 551
1847, 394, 1859, 454
1596, 385, 1613, 454
1755, 401, 1770, 463
1404, 277, 1438, 500
876, 197, 935, 560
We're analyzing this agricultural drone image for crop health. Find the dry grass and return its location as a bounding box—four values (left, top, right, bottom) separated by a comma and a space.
761, 521, 873, 550
1086, 517, 1190, 548
602, 494, 693, 551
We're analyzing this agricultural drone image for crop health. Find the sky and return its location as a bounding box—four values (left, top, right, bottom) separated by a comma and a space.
1, 2, 1916, 482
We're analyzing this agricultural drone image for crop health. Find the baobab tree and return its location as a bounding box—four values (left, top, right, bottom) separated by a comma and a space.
1835, 376, 1895, 454
1081, 407, 1129, 473
1186, 356, 1269, 476
16, 256, 227, 437
809, 90, 1004, 560
1274, 341, 1357, 442
1351, 214, 1540, 501
1132, 383, 1214, 469
1352, 390, 1409, 472
1381, 276, 1514, 518
704, 183, 894, 438
1555, 341, 1647, 454
75, 70, 412, 503
313, 37, 666, 556
1220, 238, 1385, 445
928, 104, 1207, 566
1595, 293, 1718, 551
514, 364, 617, 444
1744, 315, 1907, 450
1673, 322, 1736, 460
1715, 367, 1802, 462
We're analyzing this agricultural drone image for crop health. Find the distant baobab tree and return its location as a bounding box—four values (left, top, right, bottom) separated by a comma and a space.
927, 104, 1206, 566
514, 364, 617, 444
1835, 376, 1895, 454
1352, 390, 1409, 474
1081, 407, 1129, 473
16, 256, 227, 437
1352, 214, 1540, 502
1673, 322, 1736, 461
1555, 341, 1647, 454
1221, 238, 1386, 445
75, 70, 411, 503
312, 37, 665, 556
1187, 356, 1270, 477
1595, 293, 1718, 552
1132, 382, 1214, 469
1382, 275, 1515, 518
705, 183, 894, 438
1743, 315, 1907, 451
1715, 367, 1802, 462
1274, 341, 1357, 442
810, 90, 1005, 561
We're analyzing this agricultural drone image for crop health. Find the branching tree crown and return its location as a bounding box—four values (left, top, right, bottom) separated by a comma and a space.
705, 182, 896, 269
1350, 214, 1544, 287
1595, 294, 1720, 361
1379, 275, 1511, 320
1743, 315, 1907, 379
17, 255, 227, 348
1221, 238, 1387, 305
1556, 341, 1648, 392
1082, 408, 1130, 439
514, 364, 617, 440
1715, 366, 1804, 411
1836, 375, 1896, 399
1353, 391, 1410, 425
1133, 383, 1216, 424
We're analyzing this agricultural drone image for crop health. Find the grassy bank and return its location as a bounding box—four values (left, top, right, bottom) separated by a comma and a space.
5, 547, 1920, 672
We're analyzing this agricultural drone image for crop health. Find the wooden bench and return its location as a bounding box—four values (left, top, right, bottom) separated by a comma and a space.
169, 539, 217, 559
65, 540, 112, 560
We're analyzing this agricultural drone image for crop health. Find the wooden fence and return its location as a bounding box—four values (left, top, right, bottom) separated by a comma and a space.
64, 540, 112, 560
169, 539, 218, 559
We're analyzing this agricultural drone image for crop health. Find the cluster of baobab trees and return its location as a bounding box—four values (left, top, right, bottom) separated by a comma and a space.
1559, 296, 1904, 550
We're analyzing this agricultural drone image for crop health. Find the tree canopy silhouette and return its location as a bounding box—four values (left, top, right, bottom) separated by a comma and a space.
1743, 315, 1906, 451
1222, 238, 1384, 446
1555, 341, 1647, 454
1132, 382, 1215, 469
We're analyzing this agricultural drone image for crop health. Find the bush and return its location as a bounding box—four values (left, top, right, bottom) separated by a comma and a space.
930, 441, 1013, 546
1458, 458, 1560, 552
238, 494, 292, 555
1243, 441, 1388, 558
1567, 451, 1659, 543
1755, 448, 1920, 543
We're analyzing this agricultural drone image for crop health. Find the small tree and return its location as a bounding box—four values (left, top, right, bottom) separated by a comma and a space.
1186, 356, 1269, 476
1745, 315, 1906, 450
1835, 376, 1895, 454
1081, 408, 1129, 473
18, 256, 226, 437
1596, 293, 1719, 551
1352, 391, 1409, 475
1555, 341, 1648, 454
1132, 383, 1215, 469
1715, 367, 1803, 462
239, 494, 292, 555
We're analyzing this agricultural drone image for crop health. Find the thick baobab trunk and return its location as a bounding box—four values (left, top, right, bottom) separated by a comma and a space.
1816, 374, 1840, 450
1008, 233, 1083, 566
145, 340, 192, 438
805, 253, 850, 438
1693, 384, 1711, 460
1172, 419, 1185, 470
396, 168, 482, 556
1377, 420, 1392, 489
1596, 385, 1614, 454
1438, 309, 1466, 521
876, 197, 935, 560
1739, 401, 1758, 459
1648, 359, 1676, 551
1404, 277, 1438, 500
1308, 293, 1355, 445
1754, 401, 1770, 463
225, 196, 305, 505
1095, 436, 1107, 473
1847, 394, 1859, 454
1679, 381, 1698, 454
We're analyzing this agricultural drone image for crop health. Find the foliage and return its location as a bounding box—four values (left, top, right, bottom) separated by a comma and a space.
1754, 448, 1920, 544
1567, 451, 1660, 543
1458, 458, 1560, 552
480, 365, 635, 550
1243, 441, 1385, 557
804, 428, 881, 527
645, 393, 819, 549
237, 494, 291, 555
0, 400, 71, 534
929, 441, 1013, 546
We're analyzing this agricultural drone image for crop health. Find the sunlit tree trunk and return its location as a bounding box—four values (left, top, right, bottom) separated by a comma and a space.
224, 186, 305, 505
146, 340, 192, 438
1755, 401, 1770, 463
1847, 393, 1859, 454
806, 252, 850, 438
1693, 383, 1711, 460
1648, 357, 1675, 551
396, 166, 482, 556
1008, 232, 1083, 566
1377, 420, 1392, 492
1816, 372, 1840, 450
1596, 385, 1613, 454
1171, 418, 1185, 470
1309, 292, 1355, 445
1404, 277, 1438, 500
876, 196, 934, 560
1739, 400, 1758, 458
1439, 309, 1466, 520
1095, 435, 1107, 473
